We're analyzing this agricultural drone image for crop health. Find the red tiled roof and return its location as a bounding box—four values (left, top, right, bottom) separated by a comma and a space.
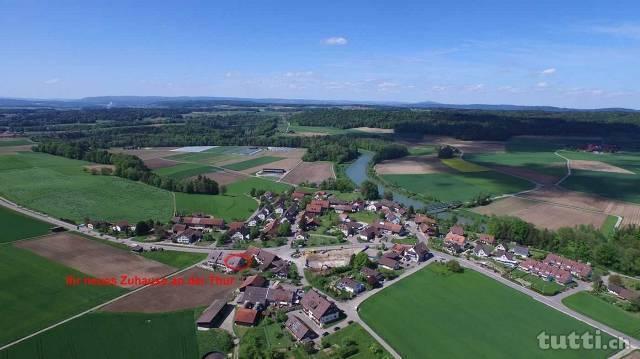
445, 232, 466, 246
235, 308, 258, 325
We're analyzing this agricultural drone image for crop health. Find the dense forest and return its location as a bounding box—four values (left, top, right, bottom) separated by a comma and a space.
487, 215, 640, 276
34, 141, 219, 194
291, 109, 640, 141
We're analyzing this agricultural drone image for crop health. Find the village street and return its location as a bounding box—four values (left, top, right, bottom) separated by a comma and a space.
2, 196, 638, 358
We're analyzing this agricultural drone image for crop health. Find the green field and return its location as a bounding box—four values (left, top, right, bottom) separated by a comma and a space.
313, 323, 391, 359
441, 158, 490, 172
510, 269, 564, 296
601, 215, 619, 237
359, 264, 618, 359
407, 145, 435, 156
0, 152, 174, 223
289, 124, 352, 135
175, 177, 290, 221
1, 311, 198, 359
0, 206, 52, 243
349, 211, 379, 224
222, 156, 284, 171
381, 171, 532, 202
558, 150, 640, 204
563, 292, 640, 340
0, 245, 126, 347
153, 162, 217, 179
139, 250, 206, 269
226, 177, 291, 194
0, 138, 32, 147
175, 193, 257, 221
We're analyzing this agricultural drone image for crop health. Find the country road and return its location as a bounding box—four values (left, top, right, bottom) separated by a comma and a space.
1, 196, 637, 357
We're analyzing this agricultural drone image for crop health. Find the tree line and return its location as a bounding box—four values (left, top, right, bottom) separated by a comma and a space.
34, 141, 219, 195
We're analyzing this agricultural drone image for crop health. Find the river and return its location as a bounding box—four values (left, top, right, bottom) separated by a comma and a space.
345, 151, 427, 209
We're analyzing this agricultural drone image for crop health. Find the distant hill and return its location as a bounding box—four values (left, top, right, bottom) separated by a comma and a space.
0, 96, 636, 112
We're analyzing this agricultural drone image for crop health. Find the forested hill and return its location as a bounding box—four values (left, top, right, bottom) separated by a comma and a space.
291, 109, 640, 141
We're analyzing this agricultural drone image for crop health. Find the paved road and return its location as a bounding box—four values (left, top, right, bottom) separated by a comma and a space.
3, 195, 638, 356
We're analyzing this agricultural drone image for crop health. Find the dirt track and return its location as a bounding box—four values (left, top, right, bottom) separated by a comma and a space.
15, 233, 175, 288
101, 267, 238, 313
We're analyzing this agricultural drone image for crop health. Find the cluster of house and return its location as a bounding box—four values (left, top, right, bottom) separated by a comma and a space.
170, 215, 225, 244
520, 254, 592, 285
205, 246, 291, 278
230, 271, 341, 343
580, 143, 619, 153
444, 224, 593, 286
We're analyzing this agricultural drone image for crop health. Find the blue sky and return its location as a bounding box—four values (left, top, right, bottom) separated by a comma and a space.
1, 0, 639, 108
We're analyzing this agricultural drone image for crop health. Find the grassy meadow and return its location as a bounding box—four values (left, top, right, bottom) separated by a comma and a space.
153, 162, 217, 179
382, 171, 532, 202
0, 152, 174, 223
1, 311, 198, 359
0, 206, 52, 243
222, 156, 284, 171
563, 292, 640, 340
359, 264, 618, 359
0, 245, 126, 347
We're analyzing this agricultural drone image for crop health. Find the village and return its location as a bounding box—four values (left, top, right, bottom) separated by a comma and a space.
75, 185, 633, 358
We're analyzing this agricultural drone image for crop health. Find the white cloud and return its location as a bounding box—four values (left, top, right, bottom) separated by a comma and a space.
377, 81, 399, 91
536, 81, 548, 88
284, 71, 313, 78
591, 23, 640, 39
44, 78, 60, 85
224, 72, 233, 78
464, 84, 485, 92
323, 36, 348, 46
540, 68, 556, 75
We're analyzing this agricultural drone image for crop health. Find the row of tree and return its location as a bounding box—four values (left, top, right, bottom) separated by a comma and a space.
34, 141, 219, 194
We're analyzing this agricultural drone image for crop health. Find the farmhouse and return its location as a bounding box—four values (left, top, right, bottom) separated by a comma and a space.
359, 226, 379, 241
235, 308, 259, 326
196, 300, 227, 329
444, 226, 467, 247
267, 287, 296, 307
301, 290, 341, 326
238, 275, 266, 292
112, 220, 132, 232
372, 221, 405, 236
286, 315, 315, 341
292, 191, 308, 201
477, 233, 496, 245
473, 245, 492, 258
172, 215, 225, 230
311, 199, 330, 210
227, 222, 247, 240
493, 250, 518, 266
245, 246, 279, 271
406, 242, 430, 262
206, 250, 247, 273
305, 204, 323, 215
378, 256, 400, 270
335, 277, 365, 295
334, 204, 354, 214
512, 245, 530, 258
361, 267, 384, 286
495, 243, 509, 252
543, 253, 592, 280
341, 222, 362, 236
608, 284, 640, 301
173, 228, 203, 244
238, 286, 269, 309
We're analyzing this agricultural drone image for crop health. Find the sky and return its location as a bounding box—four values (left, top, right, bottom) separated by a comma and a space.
1, 0, 640, 108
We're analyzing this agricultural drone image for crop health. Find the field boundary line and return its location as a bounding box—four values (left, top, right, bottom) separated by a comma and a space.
0, 261, 203, 351
554, 151, 572, 186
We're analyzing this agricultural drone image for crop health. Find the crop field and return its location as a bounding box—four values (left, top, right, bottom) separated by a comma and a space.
175, 192, 257, 221
563, 292, 640, 340
441, 158, 490, 172
375, 156, 447, 175
16, 233, 176, 288
382, 171, 532, 202
473, 196, 609, 230
139, 250, 206, 269
0, 244, 126, 347
0, 152, 174, 223
0, 206, 52, 243
222, 156, 284, 171
153, 162, 218, 179
288, 124, 352, 136
0, 138, 32, 147
101, 268, 238, 313
281, 161, 334, 185
563, 170, 640, 204
359, 264, 618, 359
1, 311, 198, 359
